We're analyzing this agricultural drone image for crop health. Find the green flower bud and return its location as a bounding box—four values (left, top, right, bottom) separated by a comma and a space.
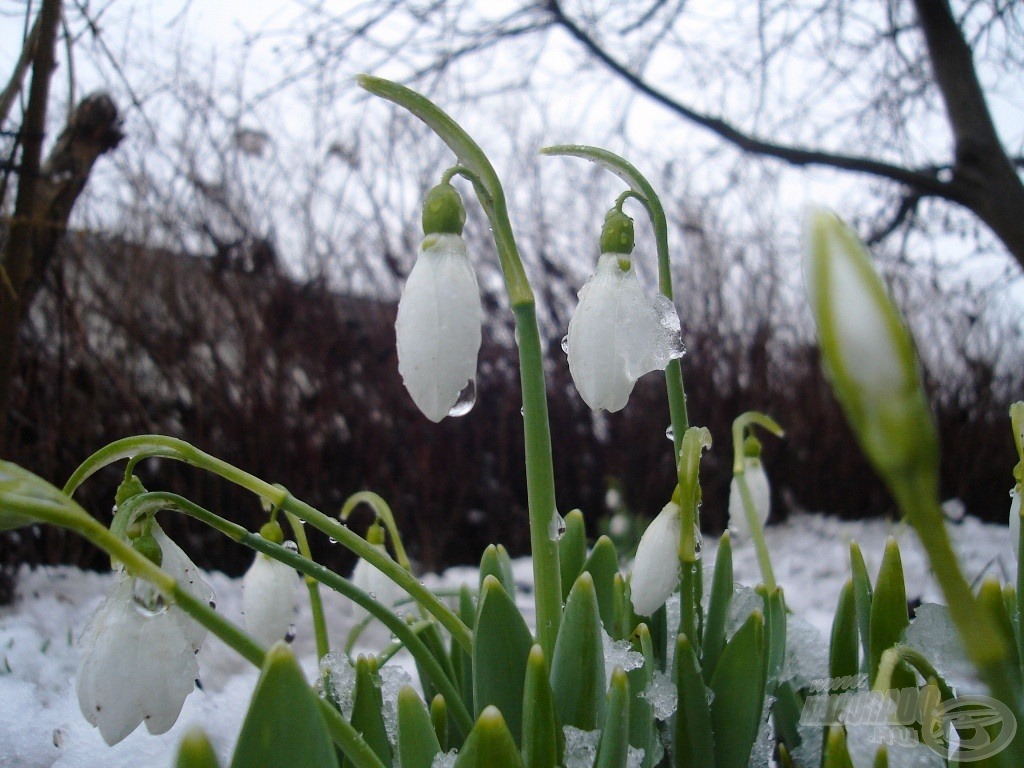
258, 520, 284, 545
366, 521, 386, 547
421, 182, 466, 235
742, 434, 762, 460
115, 474, 146, 508
132, 532, 163, 567
600, 208, 635, 259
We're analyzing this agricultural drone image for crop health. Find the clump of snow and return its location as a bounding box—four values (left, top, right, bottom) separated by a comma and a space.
430, 748, 458, 768
601, 630, 643, 681
379, 664, 413, 745
641, 670, 677, 720
318, 651, 356, 718
562, 726, 601, 768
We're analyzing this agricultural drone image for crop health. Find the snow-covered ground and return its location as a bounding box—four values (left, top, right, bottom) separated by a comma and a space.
0, 512, 1015, 768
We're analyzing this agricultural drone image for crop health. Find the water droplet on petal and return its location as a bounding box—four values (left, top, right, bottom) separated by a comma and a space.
283, 540, 299, 553
285, 623, 297, 643
548, 510, 566, 541
448, 379, 476, 417
560, 334, 569, 354
693, 525, 704, 560
665, 425, 674, 441
131, 578, 168, 616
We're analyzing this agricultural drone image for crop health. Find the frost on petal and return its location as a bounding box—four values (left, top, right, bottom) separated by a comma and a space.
728, 459, 771, 541
395, 233, 482, 422
76, 574, 199, 744
242, 553, 298, 646
567, 255, 683, 412
630, 501, 682, 616
351, 546, 407, 622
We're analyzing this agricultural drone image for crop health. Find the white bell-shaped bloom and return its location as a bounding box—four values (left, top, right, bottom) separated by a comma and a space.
1010, 487, 1021, 560
242, 552, 298, 646
629, 501, 682, 616
395, 233, 482, 422
351, 544, 407, 623
728, 457, 771, 541
567, 254, 683, 412
77, 525, 212, 745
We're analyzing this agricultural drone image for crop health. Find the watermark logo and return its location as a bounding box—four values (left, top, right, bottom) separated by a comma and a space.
801, 677, 1016, 762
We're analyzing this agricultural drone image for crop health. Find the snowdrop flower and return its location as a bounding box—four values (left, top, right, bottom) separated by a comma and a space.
629, 500, 682, 616
77, 524, 212, 745
395, 182, 482, 422
351, 524, 406, 622
242, 523, 298, 646
803, 208, 937, 482
567, 209, 683, 412
728, 438, 771, 541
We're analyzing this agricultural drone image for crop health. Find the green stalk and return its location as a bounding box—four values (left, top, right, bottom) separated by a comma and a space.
341, 491, 414, 573
62, 435, 473, 653
541, 145, 689, 463
285, 510, 330, 659
735, 473, 776, 592
358, 75, 562, 657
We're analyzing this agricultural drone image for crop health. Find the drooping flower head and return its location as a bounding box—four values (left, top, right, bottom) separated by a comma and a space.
728, 435, 771, 541
629, 498, 682, 617
242, 520, 298, 647
395, 181, 482, 422
350, 522, 407, 623
566, 208, 684, 412
76, 521, 213, 745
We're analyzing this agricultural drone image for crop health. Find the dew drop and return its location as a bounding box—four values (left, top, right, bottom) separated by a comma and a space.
665, 425, 674, 441
131, 578, 168, 617
285, 623, 297, 643
693, 525, 704, 560
560, 335, 569, 354
328, 536, 338, 544
548, 510, 566, 541
283, 540, 299, 553
209, 599, 217, 610
448, 379, 476, 417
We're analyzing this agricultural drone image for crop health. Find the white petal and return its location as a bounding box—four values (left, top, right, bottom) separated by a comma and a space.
629, 502, 682, 616
567, 255, 682, 412
76, 574, 198, 744
242, 553, 298, 646
728, 459, 771, 540
351, 545, 406, 622
396, 233, 482, 422
152, 524, 213, 652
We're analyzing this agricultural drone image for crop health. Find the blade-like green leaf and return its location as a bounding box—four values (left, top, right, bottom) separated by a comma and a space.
430, 694, 449, 752
760, 585, 787, 695
522, 644, 561, 768
454, 706, 525, 768
582, 535, 620, 636
627, 624, 655, 768
175, 728, 222, 768
849, 542, 873, 675
454, 585, 476, 720
869, 538, 910, 688
594, 668, 631, 768
397, 686, 441, 768
347, 655, 392, 768
674, 633, 716, 768
709, 611, 766, 768
480, 544, 516, 598
230, 643, 340, 768
702, 531, 734, 683
473, 575, 533, 745
771, 681, 803, 755
978, 578, 1023, 689
550, 572, 607, 731
413, 618, 458, 705
822, 726, 855, 768
559, 509, 587, 602
830, 579, 859, 683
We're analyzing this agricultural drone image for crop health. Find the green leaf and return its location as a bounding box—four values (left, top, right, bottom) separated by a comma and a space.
978, 577, 1023, 689
760, 585, 787, 695
822, 726, 855, 768
480, 544, 516, 598
230, 643, 340, 768
627, 624, 655, 768
454, 585, 476, 719
413, 618, 458, 704
0, 461, 90, 530
709, 611, 766, 768
559, 509, 587, 602
396, 686, 441, 768
453, 707, 525, 768
550, 572, 607, 731
521, 645, 561, 768
581, 535, 620, 636
594, 668, 630, 768
869, 538, 910, 688
830, 579, 860, 683
347, 655, 392, 768
430, 694, 449, 752
674, 633, 716, 768
175, 728, 222, 768
771, 681, 803, 755
702, 531, 734, 683
849, 542, 873, 675
473, 575, 533, 745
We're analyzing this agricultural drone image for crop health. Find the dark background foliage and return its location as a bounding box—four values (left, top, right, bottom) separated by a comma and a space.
2, 234, 1019, 602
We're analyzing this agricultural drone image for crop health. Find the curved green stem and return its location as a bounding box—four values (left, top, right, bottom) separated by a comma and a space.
541, 144, 690, 463
340, 491, 413, 574
359, 75, 562, 657
284, 509, 330, 659
731, 412, 784, 590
